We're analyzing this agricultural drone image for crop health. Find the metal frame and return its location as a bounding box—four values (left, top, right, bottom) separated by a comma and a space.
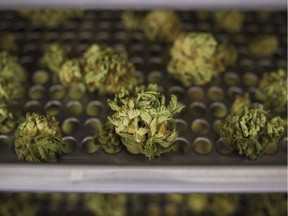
0, 0, 286, 9
0, 164, 286, 193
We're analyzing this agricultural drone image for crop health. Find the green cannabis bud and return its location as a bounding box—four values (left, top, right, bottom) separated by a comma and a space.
122, 10, 182, 42
108, 84, 185, 159
220, 105, 285, 160
42, 43, 68, 73
0, 51, 27, 100
230, 93, 251, 113
168, 33, 236, 86
0, 32, 16, 51
93, 122, 122, 154
0, 102, 15, 133
248, 35, 279, 57
142, 10, 183, 42
15, 113, 63, 163
83, 44, 137, 95
19, 9, 83, 28
213, 10, 245, 33
59, 59, 83, 87
255, 68, 287, 113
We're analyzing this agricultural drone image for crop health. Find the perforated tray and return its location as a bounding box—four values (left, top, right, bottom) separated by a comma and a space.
0, 10, 287, 167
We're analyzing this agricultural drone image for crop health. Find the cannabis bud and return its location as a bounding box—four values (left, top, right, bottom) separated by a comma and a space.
122, 10, 182, 42
108, 84, 185, 159
83, 44, 137, 95
168, 33, 237, 86
15, 113, 63, 163
142, 10, 183, 42
0, 102, 15, 133
213, 10, 245, 33
0, 51, 27, 100
59, 59, 83, 87
255, 68, 287, 113
230, 93, 250, 114
220, 105, 285, 160
42, 43, 68, 73
248, 35, 278, 57
93, 122, 122, 154
19, 9, 83, 28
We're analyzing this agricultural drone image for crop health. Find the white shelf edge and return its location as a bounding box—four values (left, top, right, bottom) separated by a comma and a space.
0, 0, 286, 9
0, 164, 287, 193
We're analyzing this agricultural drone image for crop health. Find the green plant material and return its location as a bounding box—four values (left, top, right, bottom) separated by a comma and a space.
186, 194, 209, 214
86, 194, 127, 216
0, 102, 15, 133
256, 68, 287, 113
93, 122, 122, 154
42, 43, 68, 73
15, 113, 63, 163
167, 33, 218, 86
214, 10, 245, 33
230, 93, 251, 113
248, 194, 287, 216
19, 9, 83, 28
0, 32, 16, 51
83, 44, 137, 95
220, 105, 285, 160
249, 35, 279, 57
0, 51, 27, 100
210, 194, 239, 216
122, 11, 143, 30
59, 59, 83, 87
142, 10, 183, 42
108, 84, 185, 159
0, 197, 38, 216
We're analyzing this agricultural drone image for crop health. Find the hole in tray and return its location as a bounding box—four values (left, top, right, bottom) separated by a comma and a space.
63, 136, 77, 154
228, 87, 243, 99
172, 138, 190, 154
187, 86, 205, 101
45, 101, 62, 116
33, 70, 49, 85
83, 118, 102, 135
0, 135, 10, 152
62, 118, 80, 135
207, 86, 224, 101
81, 136, 100, 154
212, 119, 222, 135
168, 86, 185, 99
191, 119, 209, 135
28, 85, 45, 100
65, 101, 83, 117
209, 102, 228, 118
193, 137, 212, 155
264, 142, 278, 155
175, 119, 188, 135
147, 71, 163, 84
49, 84, 66, 100
243, 72, 258, 87
67, 83, 86, 100
223, 72, 239, 87
25, 100, 42, 113
216, 138, 233, 155
189, 102, 207, 117
86, 101, 103, 116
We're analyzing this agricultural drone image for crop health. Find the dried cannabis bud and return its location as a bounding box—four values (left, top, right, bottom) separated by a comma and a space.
122, 10, 182, 42
230, 93, 251, 113
86, 194, 127, 216
59, 59, 83, 87
220, 105, 285, 160
15, 113, 63, 163
108, 84, 185, 159
142, 10, 183, 42
213, 10, 245, 33
42, 43, 68, 73
19, 9, 83, 28
168, 33, 237, 86
256, 68, 287, 113
83, 44, 137, 95
0, 51, 27, 100
0, 32, 16, 51
248, 35, 278, 57
93, 122, 122, 154
0, 102, 15, 133
248, 35, 279, 57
